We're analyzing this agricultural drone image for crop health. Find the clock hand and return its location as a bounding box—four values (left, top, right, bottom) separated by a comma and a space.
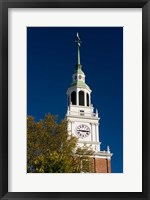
78, 130, 89, 132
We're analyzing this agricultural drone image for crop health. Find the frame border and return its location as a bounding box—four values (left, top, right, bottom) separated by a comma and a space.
0, 0, 150, 199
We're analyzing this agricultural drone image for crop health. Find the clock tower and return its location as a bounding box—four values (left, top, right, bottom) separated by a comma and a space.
66, 33, 113, 173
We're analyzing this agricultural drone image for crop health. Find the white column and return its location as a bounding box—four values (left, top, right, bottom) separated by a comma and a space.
92, 123, 96, 142
95, 123, 100, 151
67, 120, 71, 135
97, 123, 100, 142
90, 123, 93, 141
97, 124, 99, 142
69, 94, 71, 105
95, 124, 97, 151
96, 123, 100, 151
67, 106, 69, 115
95, 123, 97, 142
94, 123, 100, 142
89, 92, 91, 106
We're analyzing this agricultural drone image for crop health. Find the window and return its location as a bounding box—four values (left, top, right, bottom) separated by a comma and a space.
79, 75, 82, 80
74, 75, 77, 80
80, 110, 84, 116
79, 91, 84, 106
71, 91, 76, 105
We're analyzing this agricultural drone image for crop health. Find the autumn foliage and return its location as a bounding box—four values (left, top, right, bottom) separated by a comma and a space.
27, 114, 93, 173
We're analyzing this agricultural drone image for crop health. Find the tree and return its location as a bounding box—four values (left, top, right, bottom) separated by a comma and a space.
27, 113, 93, 173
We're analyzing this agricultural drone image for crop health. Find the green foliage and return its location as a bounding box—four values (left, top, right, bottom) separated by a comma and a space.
27, 113, 93, 173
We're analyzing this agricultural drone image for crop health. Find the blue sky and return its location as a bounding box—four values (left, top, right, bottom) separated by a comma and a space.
27, 27, 123, 173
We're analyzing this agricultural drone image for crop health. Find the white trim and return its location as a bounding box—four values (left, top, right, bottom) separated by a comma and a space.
78, 141, 100, 145
66, 114, 99, 120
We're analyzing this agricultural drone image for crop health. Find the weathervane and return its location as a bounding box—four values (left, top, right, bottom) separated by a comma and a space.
76, 32, 82, 47
75, 32, 82, 65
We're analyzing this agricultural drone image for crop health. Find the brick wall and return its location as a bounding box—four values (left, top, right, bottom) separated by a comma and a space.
92, 157, 111, 173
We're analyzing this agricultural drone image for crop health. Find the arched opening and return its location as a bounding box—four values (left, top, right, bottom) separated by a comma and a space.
86, 93, 89, 106
71, 91, 76, 105
79, 91, 84, 106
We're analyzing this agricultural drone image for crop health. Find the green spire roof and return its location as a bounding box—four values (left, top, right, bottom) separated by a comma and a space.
68, 33, 91, 92
74, 65, 84, 75
70, 81, 90, 90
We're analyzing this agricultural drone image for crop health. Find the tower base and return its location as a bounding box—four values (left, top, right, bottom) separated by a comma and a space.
90, 151, 112, 173
92, 157, 111, 173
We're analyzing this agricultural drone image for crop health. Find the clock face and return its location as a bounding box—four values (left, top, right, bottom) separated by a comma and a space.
76, 124, 90, 139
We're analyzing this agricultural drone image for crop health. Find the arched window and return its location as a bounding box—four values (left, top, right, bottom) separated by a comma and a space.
86, 93, 89, 106
71, 91, 76, 105
79, 91, 84, 106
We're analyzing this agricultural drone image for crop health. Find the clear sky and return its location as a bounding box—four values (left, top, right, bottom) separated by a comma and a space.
27, 27, 123, 173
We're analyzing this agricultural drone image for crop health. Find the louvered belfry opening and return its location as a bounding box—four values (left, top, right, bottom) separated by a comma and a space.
86, 93, 89, 106
71, 91, 76, 105
79, 91, 84, 106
